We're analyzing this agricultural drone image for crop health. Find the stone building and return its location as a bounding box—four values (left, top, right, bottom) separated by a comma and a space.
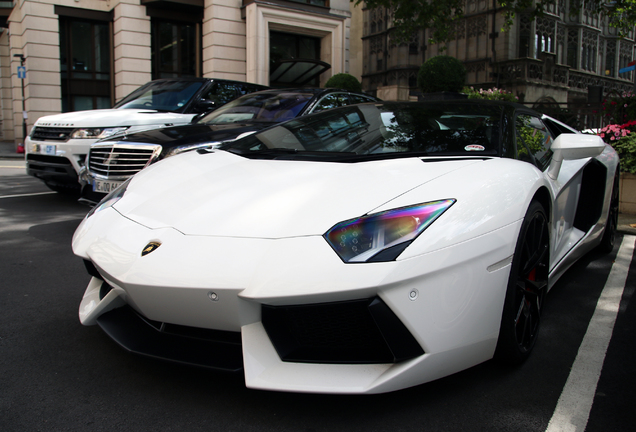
361, 0, 636, 114
0, 0, 359, 148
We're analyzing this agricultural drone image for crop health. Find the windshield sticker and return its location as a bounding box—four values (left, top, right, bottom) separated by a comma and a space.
464, 144, 485, 152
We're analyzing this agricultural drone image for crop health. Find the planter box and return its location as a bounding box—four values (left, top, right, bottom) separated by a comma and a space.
620, 172, 636, 215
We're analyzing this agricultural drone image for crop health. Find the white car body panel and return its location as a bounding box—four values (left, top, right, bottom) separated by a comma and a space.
71, 102, 620, 394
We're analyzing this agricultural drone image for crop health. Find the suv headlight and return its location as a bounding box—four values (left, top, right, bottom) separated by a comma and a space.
324, 199, 455, 263
71, 127, 129, 139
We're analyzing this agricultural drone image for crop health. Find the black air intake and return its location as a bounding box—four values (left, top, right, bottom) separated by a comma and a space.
262, 297, 424, 364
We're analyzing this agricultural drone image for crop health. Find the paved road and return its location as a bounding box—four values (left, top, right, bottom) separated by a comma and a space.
1, 164, 635, 431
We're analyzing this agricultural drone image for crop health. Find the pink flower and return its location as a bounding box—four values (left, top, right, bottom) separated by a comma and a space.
611, 136, 615, 141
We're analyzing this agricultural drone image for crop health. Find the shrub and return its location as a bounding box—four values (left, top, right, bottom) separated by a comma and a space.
417, 56, 466, 94
613, 133, 636, 174
325, 73, 362, 92
598, 120, 636, 173
601, 91, 636, 124
462, 86, 518, 102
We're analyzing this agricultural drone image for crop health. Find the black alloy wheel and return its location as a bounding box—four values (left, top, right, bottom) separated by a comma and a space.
495, 201, 549, 364
598, 167, 620, 254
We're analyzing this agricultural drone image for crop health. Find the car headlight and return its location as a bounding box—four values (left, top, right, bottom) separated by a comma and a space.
71, 127, 129, 139
324, 199, 456, 263
165, 142, 222, 157
86, 178, 131, 218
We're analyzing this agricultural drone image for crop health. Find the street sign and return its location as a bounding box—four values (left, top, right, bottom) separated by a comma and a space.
619, 60, 636, 74
17, 66, 26, 79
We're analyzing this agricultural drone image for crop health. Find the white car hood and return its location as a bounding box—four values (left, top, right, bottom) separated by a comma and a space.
33, 108, 194, 128
113, 150, 481, 238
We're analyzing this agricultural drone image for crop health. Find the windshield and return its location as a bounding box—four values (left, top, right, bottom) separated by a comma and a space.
114, 80, 204, 111
198, 92, 313, 124
220, 102, 503, 160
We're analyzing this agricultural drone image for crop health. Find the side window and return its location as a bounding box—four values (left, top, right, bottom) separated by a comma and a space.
311, 94, 349, 113
516, 114, 553, 170
542, 117, 577, 137
349, 95, 376, 104
238, 85, 262, 96
202, 83, 239, 105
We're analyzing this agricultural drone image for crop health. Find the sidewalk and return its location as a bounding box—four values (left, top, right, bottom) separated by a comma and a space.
0, 141, 24, 159
618, 213, 636, 235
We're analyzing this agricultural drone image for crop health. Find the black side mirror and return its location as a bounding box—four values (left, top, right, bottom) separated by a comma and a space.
194, 99, 216, 113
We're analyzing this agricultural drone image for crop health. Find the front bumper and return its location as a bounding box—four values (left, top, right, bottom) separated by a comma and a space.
25, 137, 92, 183
73, 207, 519, 393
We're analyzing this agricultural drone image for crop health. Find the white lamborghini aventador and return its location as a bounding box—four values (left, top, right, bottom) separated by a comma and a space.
72, 100, 620, 394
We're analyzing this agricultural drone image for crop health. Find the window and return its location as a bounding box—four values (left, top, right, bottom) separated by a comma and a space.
288, 0, 328, 5
59, 18, 111, 112
270, 31, 322, 87
516, 114, 553, 170
311, 94, 349, 113
151, 20, 198, 79
349, 95, 377, 104
606, 52, 616, 77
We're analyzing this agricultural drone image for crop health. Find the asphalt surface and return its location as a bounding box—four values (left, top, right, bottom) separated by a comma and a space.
1, 156, 635, 431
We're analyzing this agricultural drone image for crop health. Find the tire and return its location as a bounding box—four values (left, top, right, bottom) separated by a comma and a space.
598, 167, 620, 254
494, 201, 549, 365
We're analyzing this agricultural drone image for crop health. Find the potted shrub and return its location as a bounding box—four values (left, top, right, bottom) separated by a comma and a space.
325, 73, 363, 93
597, 119, 636, 214
462, 86, 518, 102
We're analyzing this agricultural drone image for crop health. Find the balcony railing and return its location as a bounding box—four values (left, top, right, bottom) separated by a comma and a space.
497, 57, 634, 96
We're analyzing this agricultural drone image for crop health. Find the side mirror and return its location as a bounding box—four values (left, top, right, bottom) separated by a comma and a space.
194, 99, 216, 113
547, 133, 605, 180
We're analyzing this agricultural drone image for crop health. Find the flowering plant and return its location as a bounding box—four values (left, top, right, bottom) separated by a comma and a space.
462, 86, 518, 102
598, 120, 636, 173
598, 122, 633, 142
601, 91, 636, 124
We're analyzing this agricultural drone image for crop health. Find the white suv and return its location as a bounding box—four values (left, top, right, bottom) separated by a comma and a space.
25, 78, 267, 193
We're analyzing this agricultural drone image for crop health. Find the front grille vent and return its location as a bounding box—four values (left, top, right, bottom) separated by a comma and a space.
31, 127, 74, 141
262, 297, 424, 364
88, 144, 160, 178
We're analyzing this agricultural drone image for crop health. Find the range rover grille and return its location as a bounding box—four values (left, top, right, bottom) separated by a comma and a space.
89, 144, 160, 178
31, 127, 74, 141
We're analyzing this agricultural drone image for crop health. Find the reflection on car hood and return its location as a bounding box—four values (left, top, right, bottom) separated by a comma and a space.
113, 150, 481, 238
112, 122, 273, 148
33, 109, 195, 128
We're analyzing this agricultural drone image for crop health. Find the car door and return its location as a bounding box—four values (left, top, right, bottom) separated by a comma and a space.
514, 112, 586, 269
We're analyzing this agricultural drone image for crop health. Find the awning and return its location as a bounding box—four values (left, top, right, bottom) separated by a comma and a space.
270, 59, 331, 87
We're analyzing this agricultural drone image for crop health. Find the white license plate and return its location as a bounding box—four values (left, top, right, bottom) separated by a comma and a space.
43, 144, 57, 155
33, 144, 57, 155
93, 179, 122, 193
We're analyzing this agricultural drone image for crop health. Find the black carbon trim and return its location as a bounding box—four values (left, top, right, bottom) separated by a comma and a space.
96, 306, 243, 371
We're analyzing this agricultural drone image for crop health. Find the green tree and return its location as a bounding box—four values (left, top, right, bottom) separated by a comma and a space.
417, 56, 466, 93
325, 73, 363, 92
355, 0, 636, 44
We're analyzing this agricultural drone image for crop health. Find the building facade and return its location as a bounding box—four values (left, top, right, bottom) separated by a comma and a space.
362, 0, 636, 114
0, 0, 358, 148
